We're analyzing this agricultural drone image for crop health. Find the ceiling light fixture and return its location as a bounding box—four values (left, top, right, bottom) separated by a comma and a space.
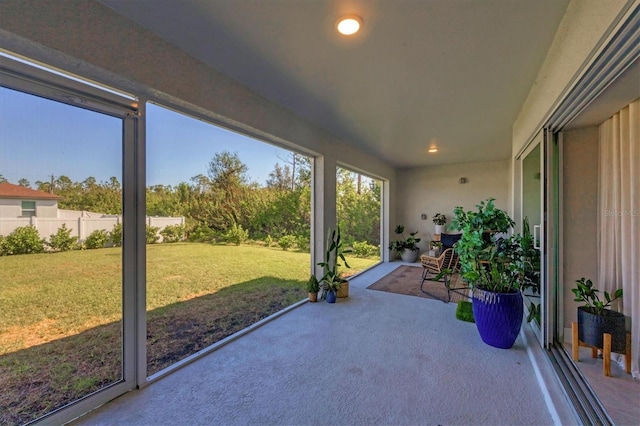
336, 15, 362, 35
428, 147, 438, 153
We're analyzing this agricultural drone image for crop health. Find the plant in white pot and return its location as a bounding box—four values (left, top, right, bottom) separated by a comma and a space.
388, 225, 421, 263
451, 199, 536, 349
432, 213, 446, 235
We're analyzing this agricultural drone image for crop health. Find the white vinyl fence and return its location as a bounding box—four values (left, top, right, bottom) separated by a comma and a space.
0, 214, 184, 242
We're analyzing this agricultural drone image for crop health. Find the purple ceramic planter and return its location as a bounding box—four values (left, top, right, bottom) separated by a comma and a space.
472, 289, 524, 349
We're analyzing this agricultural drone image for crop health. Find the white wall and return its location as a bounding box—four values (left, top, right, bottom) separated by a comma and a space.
0, 198, 58, 218
0, 199, 20, 218
396, 160, 509, 252
561, 126, 599, 333
512, 0, 631, 152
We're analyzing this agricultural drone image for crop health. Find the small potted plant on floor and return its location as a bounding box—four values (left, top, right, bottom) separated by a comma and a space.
388, 225, 421, 263
572, 277, 625, 353
433, 213, 446, 235
318, 226, 351, 301
306, 274, 320, 302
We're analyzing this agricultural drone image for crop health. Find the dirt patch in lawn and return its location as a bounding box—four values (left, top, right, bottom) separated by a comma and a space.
0, 281, 305, 425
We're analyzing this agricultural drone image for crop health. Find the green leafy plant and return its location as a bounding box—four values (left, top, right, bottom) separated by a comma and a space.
318, 226, 352, 298
160, 224, 185, 243
572, 277, 623, 316
278, 235, 296, 250
47, 224, 78, 252
451, 199, 528, 293
306, 274, 320, 293
223, 223, 248, 245
432, 213, 446, 225
1, 226, 44, 255
351, 241, 378, 258
85, 229, 109, 249
388, 225, 421, 253
146, 225, 160, 244
187, 224, 214, 242
295, 234, 310, 252
109, 223, 123, 247
521, 217, 541, 323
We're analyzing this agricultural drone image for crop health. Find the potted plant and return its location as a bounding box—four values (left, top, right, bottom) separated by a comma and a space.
452, 198, 533, 349
571, 277, 625, 353
323, 276, 342, 303
388, 225, 421, 263
318, 226, 352, 301
428, 240, 443, 257
433, 213, 446, 235
306, 274, 320, 302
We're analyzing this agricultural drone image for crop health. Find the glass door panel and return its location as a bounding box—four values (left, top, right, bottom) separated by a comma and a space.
0, 86, 124, 424
521, 141, 543, 328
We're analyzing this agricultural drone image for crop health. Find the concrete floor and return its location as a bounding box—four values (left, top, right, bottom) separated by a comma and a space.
76, 263, 575, 425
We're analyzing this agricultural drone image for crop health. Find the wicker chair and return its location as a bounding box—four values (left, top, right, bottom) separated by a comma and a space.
420, 248, 459, 281
420, 233, 463, 302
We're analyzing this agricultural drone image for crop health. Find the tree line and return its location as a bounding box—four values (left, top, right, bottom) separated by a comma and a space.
1, 151, 381, 251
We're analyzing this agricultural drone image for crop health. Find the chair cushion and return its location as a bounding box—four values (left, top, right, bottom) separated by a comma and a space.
440, 233, 462, 250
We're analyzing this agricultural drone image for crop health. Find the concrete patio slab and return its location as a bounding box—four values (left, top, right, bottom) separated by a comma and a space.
75, 263, 573, 425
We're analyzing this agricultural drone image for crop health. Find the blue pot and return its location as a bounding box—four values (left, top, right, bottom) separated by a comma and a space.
472, 289, 523, 349
326, 291, 337, 304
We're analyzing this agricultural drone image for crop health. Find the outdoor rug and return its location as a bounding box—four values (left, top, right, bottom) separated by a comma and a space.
367, 265, 469, 303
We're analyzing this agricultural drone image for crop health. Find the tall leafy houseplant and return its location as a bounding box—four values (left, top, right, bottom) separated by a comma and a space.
318, 226, 352, 302
451, 199, 529, 349
388, 225, 421, 263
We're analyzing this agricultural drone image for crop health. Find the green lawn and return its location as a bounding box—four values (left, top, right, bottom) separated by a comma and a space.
0, 243, 378, 424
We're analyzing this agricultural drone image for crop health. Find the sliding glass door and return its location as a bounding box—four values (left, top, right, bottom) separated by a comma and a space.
519, 131, 544, 343
0, 54, 138, 424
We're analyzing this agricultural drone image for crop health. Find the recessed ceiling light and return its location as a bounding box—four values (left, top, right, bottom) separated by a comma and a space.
336, 15, 362, 35
428, 148, 438, 153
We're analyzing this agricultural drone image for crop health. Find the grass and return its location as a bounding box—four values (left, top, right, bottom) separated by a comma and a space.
0, 243, 378, 424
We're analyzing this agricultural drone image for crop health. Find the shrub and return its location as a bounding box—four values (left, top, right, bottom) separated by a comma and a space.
264, 234, 273, 248
278, 235, 296, 250
146, 225, 160, 244
159, 224, 185, 243
47, 224, 78, 252
223, 223, 248, 246
295, 234, 310, 252
188, 224, 214, 242
0, 235, 6, 256
109, 223, 123, 247
85, 229, 109, 249
2, 226, 45, 255
352, 241, 378, 258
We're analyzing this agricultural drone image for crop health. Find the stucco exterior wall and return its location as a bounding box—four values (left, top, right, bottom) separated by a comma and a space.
512, 0, 631, 153
561, 126, 599, 334
0, 198, 58, 218
396, 160, 509, 253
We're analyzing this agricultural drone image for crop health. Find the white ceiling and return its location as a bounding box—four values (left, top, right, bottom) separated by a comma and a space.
100, 0, 572, 168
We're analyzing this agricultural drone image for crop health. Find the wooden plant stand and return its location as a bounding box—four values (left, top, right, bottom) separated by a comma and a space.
571, 322, 631, 377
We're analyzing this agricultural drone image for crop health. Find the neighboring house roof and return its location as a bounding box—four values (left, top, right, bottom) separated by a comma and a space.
0, 182, 63, 200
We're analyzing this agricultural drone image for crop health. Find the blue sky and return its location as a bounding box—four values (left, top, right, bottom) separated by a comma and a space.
0, 87, 294, 187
